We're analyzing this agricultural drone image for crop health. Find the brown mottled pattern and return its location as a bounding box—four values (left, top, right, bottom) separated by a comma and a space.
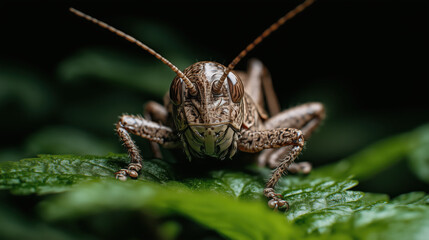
116, 124, 142, 164
242, 94, 263, 130
118, 114, 178, 145
169, 76, 184, 105
227, 73, 245, 103
265, 145, 302, 188
174, 62, 244, 129
238, 128, 304, 153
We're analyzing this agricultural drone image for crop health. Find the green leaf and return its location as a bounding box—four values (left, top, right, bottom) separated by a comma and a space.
40, 180, 300, 240
1, 155, 301, 239
183, 169, 393, 235
390, 191, 429, 205
0, 154, 172, 195
184, 170, 265, 201
327, 193, 429, 240
1, 153, 428, 239
277, 177, 388, 234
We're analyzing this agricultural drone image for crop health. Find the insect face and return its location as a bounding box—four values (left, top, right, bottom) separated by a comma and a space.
170, 61, 244, 160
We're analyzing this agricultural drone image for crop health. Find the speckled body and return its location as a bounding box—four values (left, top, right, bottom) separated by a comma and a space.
71, 0, 323, 210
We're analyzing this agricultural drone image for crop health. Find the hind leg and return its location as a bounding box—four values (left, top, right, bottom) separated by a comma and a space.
143, 101, 169, 159
235, 58, 281, 117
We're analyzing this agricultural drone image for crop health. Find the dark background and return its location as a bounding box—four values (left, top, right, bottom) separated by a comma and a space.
0, 0, 428, 196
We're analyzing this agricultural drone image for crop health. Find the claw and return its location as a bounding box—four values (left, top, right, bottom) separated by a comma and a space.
265, 188, 289, 211
116, 174, 127, 181
115, 169, 127, 181
277, 199, 289, 211
128, 170, 138, 178
267, 196, 289, 211
268, 199, 278, 209
115, 168, 139, 180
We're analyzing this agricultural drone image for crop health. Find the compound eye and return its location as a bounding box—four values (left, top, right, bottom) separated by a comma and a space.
170, 77, 183, 105
227, 72, 244, 103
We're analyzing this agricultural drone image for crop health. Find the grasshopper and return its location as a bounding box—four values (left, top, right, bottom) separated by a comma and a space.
70, 0, 325, 210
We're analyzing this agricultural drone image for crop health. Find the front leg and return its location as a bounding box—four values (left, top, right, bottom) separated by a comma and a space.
238, 128, 304, 210
115, 114, 178, 180
258, 102, 325, 169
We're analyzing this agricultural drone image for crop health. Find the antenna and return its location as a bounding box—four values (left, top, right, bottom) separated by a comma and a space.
212, 0, 315, 94
69, 8, 198, 96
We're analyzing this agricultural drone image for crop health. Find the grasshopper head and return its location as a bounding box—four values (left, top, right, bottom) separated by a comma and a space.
169, 61, 244, 160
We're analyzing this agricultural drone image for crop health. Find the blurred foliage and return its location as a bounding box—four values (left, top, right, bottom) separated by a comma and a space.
57, 20, 205, 99
312, 124, 429, 182
408, 127, 429, 184
58, 48, 172, 98
0, 7, 428, 240
0, 65, 54, 119
25, 126, 119, 156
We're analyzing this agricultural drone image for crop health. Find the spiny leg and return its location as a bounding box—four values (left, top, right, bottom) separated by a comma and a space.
115, 114, 178, 180
258, 102, 325, 170
262, 147, 312, 173
265, 145, 303, 210
238, 127, 304, 210
116, 122, 142, 181
265, 117, 322, 171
